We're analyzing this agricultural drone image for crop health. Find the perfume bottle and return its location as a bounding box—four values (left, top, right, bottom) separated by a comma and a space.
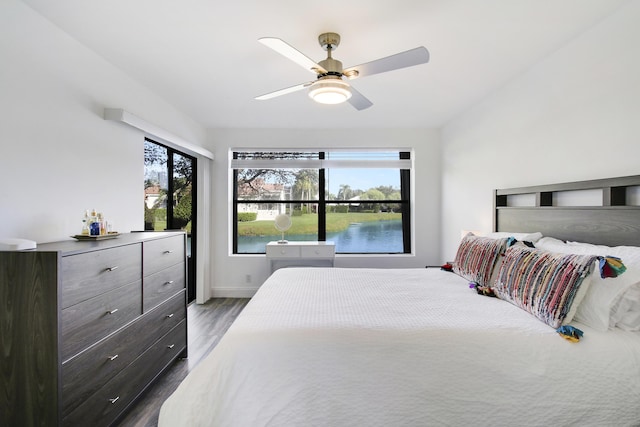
81, 210, 90, 235
81, 219, 89, 235
89, 209, 100, 236
89, 221, 100, 236
98, 213, 106, 235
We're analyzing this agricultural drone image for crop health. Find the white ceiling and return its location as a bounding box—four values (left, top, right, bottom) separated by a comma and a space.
22, 0, 627, 129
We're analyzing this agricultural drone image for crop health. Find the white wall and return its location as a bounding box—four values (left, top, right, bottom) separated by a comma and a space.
206, 128, 441, 297
0, 0, 206, 243
440, 1, 640, 260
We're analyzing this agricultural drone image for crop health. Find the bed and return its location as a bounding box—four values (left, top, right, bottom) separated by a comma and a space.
159, 175, 640, 427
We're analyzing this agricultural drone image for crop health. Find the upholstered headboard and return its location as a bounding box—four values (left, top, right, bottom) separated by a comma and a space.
494, 175, 640, 246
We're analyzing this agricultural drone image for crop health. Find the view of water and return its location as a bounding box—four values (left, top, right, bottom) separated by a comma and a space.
238, 219, 403, 253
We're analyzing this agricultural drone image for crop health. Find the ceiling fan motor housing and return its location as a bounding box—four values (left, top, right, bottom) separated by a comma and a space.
318, 58, 343, 76
318, 32, 340, 50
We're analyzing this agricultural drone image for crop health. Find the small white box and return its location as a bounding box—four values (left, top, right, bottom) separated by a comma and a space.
0, 238, 37, 251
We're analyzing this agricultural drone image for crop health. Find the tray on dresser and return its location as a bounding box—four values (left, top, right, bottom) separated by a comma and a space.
71, 233, 120, 241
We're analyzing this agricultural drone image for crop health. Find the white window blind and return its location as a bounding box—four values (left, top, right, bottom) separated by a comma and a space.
230, 149, 412, 169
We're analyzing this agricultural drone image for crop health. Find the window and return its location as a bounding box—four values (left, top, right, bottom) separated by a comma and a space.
231, 149, 411, 254
144, 138, 197, 302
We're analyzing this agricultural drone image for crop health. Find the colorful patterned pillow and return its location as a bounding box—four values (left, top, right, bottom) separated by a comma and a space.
493, 245, 597, 328
535, 237, 639, 331
452, 234, 508, 286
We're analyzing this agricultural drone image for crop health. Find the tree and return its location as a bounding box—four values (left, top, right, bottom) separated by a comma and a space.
363, 188, 385, 201
144, 141, 166, 166
360, 189, 385, 212
237, 169, 296, 197
337, 184, 353, 200
388, 191, 401, 201
292, 170, 318, 199
173, 186, 192, 228
292, 170, 318, 214
376, 185, 397, 198
173, 154, 193, 189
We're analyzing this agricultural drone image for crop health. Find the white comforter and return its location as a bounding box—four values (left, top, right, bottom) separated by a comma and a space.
159, 268, 640, 427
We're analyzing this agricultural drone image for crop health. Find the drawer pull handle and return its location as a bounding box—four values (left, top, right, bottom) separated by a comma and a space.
164, 280, 175, 285
164, 250, 174, 254
106, 266, 119, 272
109, 396, 120, 404
107, 309, 119, 315
166, 313, 174, 318
167, 344, 175, 349
108, 354, 119, 361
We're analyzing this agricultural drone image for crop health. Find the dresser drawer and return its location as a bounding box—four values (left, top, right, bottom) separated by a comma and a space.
143, 262, 185, 312
300, 244, 335, 258
62, 321, 187, 427
143, 235, 185, 276
61, 281, 142, 361
62, 243, 142, 309
61, 291, 186, 417
266, 244, 301, 258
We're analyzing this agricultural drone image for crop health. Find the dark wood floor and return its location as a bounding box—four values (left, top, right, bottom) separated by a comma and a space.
115, 297, 250, 427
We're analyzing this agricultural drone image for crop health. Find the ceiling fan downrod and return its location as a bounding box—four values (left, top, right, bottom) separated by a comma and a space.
316, 33, 344, 79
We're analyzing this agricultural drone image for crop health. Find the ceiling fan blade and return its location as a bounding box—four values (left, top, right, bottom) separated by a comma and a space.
258, 37, 327, 74
343, 46, 429, 80
347, 86, 373, 111
255, 81, 313, 100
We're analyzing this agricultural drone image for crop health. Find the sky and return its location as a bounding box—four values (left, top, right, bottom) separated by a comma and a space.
326, 168, 400, 196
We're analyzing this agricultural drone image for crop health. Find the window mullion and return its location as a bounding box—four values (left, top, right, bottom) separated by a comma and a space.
400, 151, 411, 253
232, 168, 239, 254
166, 151, 175, 229
318, 153, 326, 241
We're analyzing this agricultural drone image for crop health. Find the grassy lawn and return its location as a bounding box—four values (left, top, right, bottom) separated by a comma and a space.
151, 220, 192, 232
153, 220, 167, 231
238, 212, 401, 237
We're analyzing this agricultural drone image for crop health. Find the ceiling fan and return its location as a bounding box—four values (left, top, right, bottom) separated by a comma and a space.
255, 32, 430, 111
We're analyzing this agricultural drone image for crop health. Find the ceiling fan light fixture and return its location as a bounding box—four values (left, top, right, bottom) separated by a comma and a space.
308, 79, 352, 104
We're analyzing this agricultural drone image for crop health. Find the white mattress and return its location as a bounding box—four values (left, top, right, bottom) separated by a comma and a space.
159, 268, 640, 426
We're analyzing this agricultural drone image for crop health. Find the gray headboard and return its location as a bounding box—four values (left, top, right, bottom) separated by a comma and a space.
494, 175, 640, 246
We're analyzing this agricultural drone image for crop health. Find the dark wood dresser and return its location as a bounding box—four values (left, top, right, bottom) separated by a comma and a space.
0, 231, 188, 427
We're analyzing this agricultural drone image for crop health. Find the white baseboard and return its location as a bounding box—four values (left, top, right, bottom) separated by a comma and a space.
210, 286, 258, 298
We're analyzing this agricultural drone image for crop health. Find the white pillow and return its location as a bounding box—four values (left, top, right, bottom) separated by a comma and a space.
485, 231, 543, 243
610, 283, 640, 331
565, 240, 640, 268
534, 236, 567, 251
536, 237, 640, 331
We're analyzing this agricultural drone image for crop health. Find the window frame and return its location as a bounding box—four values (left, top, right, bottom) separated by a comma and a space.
231, 149, 411, 255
